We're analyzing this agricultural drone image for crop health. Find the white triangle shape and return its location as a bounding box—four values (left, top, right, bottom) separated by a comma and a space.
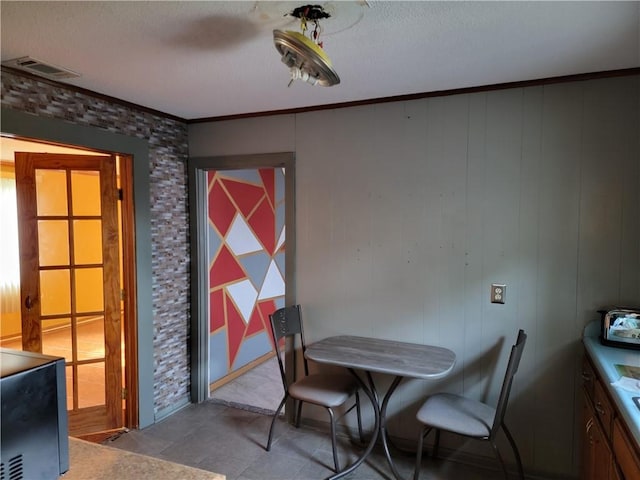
227, 279, 258, 323
227, 214, 263, 256
258, 260, 285, 300
275, 225, 285, 252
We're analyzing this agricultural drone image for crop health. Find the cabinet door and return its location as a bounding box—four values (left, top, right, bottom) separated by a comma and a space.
611, 461, 623, 480
582, 399, 595, 480
583, 393, 612, 480
594, 380, 614, 438
613, 418, 640, 480
582, 356, 596, 401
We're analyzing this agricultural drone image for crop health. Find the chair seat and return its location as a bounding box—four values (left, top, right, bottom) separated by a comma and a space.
416, 392, 496, 438
289, 373, 358, 408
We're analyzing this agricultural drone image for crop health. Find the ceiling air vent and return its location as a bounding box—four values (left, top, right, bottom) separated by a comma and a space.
2, 56, 80, 80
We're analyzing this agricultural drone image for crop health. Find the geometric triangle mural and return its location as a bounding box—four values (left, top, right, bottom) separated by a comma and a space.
208, 168, 286, 383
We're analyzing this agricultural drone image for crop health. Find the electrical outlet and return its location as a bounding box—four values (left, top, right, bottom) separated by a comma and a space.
491, 284, 506, 304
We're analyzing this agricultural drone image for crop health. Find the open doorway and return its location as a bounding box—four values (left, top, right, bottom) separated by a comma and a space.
0, 136, 139, 439
188, 153, 295, 415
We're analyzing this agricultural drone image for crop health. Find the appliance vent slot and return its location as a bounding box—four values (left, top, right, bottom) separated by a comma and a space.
0, 454, 24, 480
2, 56, 80, 80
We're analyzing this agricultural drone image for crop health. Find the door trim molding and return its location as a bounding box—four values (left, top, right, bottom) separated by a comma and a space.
187, 153, 296, 403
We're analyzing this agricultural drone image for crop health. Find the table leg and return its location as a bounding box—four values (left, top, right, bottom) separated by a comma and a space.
327, 372, 407, 480
380, 376, 404, 480
325, 369, 380, 480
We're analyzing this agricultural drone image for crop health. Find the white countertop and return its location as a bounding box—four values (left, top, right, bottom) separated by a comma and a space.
583, 322, 640, 447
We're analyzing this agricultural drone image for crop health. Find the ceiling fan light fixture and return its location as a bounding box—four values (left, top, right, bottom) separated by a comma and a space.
274, 29, 339, 87
273, 5, 340, 87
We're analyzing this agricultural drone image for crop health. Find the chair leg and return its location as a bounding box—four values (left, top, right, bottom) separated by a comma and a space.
355, 391, 364, 443
414, 426, 428, 480
295, 399, 303, 428
267, 393, 288, 451
433, 428, 441, 458
502, 423, 524, 480
327, 408, 340, 472
413, 427, 426, 480
490, 440, 509, 480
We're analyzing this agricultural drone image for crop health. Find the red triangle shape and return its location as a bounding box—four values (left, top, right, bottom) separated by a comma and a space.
209, 288, 225, 332
210, 245, 245, 288
259, 169, 275, 208
258, 300, 277, 348
208, 175, 236, 236
248, 197, 275, 254
222, 178, 265, 219
225, 296, 246, 368
246, 308, 264, 337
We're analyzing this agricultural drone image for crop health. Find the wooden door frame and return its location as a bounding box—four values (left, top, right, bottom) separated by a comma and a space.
187, 153, 296, 405
1, 107, 154, 428
13, 150, 135, 432
119, 155, 139, 429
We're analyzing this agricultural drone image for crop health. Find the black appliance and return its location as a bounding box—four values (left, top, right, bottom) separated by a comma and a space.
0, 348, 69, 480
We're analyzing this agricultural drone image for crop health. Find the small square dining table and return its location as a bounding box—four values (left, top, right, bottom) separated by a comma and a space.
305, 335, 456, 480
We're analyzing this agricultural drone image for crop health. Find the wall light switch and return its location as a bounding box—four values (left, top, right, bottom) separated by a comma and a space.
491, 284, 506, 304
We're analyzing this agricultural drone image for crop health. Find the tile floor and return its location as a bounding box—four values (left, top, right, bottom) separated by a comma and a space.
209, 356, 284, 414
106, 400, 505, 480
2, 330, 508, 478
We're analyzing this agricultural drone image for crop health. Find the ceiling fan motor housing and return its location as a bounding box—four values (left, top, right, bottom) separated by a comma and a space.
273, 29, 340, 87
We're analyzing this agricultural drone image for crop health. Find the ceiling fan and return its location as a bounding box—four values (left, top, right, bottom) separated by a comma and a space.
273, 4, 340, 87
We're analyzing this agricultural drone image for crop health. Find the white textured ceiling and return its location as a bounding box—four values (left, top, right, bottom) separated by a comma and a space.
1, 1, 639, 120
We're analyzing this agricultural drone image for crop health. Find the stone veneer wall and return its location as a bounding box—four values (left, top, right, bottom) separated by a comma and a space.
1, 69, 191, 415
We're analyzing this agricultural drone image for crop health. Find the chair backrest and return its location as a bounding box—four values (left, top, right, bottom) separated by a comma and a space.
269, 305, 308, 390
490, 329, 527, 438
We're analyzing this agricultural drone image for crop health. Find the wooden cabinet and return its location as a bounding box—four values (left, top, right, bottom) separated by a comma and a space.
613, 418, 640, 479
583, 387, 613, 479
594, 379, 614, 438
583, 356, 596, 399
582, 353, 640, 480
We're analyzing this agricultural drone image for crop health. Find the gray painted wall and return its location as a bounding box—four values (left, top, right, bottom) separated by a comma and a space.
189, 75, 640, 477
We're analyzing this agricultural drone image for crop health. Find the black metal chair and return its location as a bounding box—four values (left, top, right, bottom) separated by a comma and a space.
414, 329, 527, 480
266, 305, 363, 472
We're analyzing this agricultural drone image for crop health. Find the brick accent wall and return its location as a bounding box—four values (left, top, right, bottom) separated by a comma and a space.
1, 70, 191, 415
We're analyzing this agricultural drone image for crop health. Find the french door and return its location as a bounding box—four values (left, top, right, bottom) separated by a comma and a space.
15, 152, 123, 436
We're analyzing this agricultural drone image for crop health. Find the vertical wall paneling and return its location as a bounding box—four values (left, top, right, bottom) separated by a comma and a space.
368, 102, 412, 341
188, 74, 640, 478
533, 81, 584, 474
462, 92, 489, 404
400, 99, 430, 342
513, 85, 544, 465
618, 76, 640, 303
578, 78, 628, 319
432, 94, 469, 370
393, 99, 431, 429
295, 109, 345, 329
422, 97, 448, 344
482, 89, 524, 338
